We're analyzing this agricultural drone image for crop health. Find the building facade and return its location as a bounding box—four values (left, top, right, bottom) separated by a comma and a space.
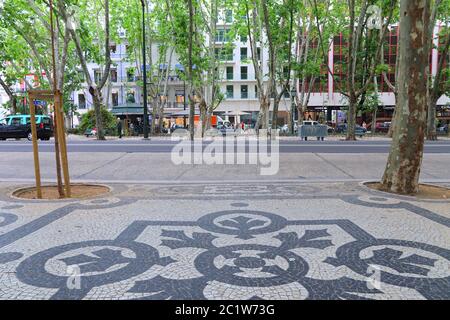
71, 17, 450, 128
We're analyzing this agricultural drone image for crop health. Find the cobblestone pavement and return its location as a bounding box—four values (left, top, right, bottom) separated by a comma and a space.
0, 181, 448, 300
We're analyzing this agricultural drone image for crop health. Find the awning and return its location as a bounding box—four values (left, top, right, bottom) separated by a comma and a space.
169, 109, 200, 116
111, 103, 145, 116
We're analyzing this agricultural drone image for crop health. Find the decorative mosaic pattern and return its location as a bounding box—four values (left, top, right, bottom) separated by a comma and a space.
0, 181, 448, 300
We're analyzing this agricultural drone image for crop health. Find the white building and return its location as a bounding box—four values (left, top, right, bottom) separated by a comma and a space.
0, 86, 9, 106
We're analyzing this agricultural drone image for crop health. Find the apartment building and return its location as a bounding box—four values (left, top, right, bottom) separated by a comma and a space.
0, 86, 8, 106
71, 15, 450, 127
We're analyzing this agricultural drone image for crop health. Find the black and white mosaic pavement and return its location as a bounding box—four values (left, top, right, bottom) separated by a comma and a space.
0, 181, 448, 300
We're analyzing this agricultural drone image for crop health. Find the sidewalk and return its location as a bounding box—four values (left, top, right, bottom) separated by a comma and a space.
0, 180, 448, 299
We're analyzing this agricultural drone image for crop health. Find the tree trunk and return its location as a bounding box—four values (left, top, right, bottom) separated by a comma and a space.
272, 96, 280, 130
259, 95, 270, 130
426, 98, 437, 140
372, 107, 377, 134
151, 97, 158, 135
91, 88, 105, 140
67, 0, 111, 140
346, 94, 357, 140
199, 98, 207, 137
381, 0, 430, 195
189, 96, 195, 140
297, 105, 304, 124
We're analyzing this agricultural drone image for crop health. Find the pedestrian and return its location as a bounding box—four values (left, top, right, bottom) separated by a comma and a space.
117, 118, 122, 138
129, 123, 134, 136
362, 121, 367, 129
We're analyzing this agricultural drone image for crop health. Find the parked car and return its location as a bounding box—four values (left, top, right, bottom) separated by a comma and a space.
375, 122, 391, 133
335, 123, 367, 137
302, 120, 319, 126
437, 124, 448, 134
0, 114, 53, 141
280, 124, 290, 134
217, 124, 236, 136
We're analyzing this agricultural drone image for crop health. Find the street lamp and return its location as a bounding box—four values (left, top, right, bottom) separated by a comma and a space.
140, 0, 149, 139
183, 75, 187, 127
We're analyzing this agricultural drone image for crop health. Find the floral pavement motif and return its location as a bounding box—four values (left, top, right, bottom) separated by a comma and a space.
13, 209, 450, 300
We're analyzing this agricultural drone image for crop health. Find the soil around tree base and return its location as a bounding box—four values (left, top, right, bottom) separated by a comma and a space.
12, 184, 111, 200
365, 182, 450, 200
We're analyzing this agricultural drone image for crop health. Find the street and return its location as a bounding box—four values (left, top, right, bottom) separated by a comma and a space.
0, 138, 449, 183
0, 138, 449, 153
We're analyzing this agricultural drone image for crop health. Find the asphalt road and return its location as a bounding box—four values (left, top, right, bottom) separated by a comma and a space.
0, 138, 449, 153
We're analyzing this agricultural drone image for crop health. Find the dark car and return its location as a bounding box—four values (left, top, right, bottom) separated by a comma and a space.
335, 123, 367, 137
0, 115, 53, 141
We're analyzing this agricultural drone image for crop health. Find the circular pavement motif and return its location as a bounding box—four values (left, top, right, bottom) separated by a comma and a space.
195, 244, 308, 287
16, 240, 159, 289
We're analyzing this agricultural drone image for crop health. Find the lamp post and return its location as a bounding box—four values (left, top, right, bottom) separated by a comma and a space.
140, 0, 149, 138
183, 76, 187, 127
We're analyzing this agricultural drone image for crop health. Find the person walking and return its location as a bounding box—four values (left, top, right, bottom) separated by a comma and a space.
117, 118, 122, 139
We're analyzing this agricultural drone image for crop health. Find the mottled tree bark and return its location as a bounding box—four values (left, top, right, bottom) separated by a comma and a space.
426, 98, 437, 140
381, 0, 431, 195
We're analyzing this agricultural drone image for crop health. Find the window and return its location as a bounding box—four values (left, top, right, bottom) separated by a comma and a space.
255, 85, 259, 98
126, 90, 135, 103
78, 94, 86, 109
241, 85, 248, 99
215, 28, 231, 42
240, 47, 247, 61
226, 66, 233, 80
112, 92, 119, 106
215, 47, 233, 61
226, 85, 234, 98
240, 34, 247, 42
110, 69, 118, 82
240, 66, 248, 80
127, 69, 135, 82
225, 10, 233, 23
110, 44, 117, 53
256, 47, 261, 60
94, 70, 102, 83
11, 117, 22, 126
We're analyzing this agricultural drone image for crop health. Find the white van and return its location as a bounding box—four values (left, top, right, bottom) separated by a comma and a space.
302, 120, 319, 126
